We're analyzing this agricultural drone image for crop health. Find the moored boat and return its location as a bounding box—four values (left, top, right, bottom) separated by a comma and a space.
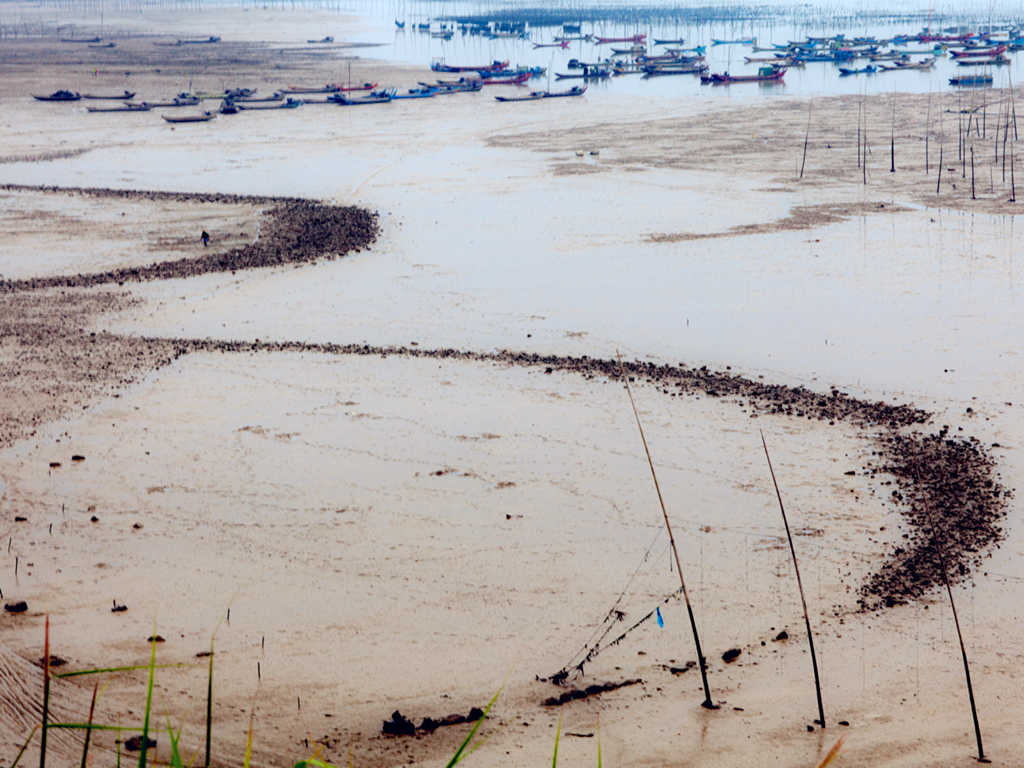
701, 65, 785, 83
162, 111, 216, 123
494, 91, 544, 102
541, 85, 587, 98
86, 103, 150, 112
82, 90, 136, 100
32, 89, 81, 101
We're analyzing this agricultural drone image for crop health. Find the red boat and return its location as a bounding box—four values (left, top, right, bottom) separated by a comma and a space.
594, 33, 645, 44
337, 81, 378, 91
533, 40, 570, 49
431, 59, 509, 73
480, 72, 531, 85
950, 44, 1007, 58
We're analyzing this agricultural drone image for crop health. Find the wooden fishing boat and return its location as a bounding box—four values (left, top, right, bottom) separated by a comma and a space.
86, 103, 150, 112
179, 36, 221, 44
283, 83, 341, 94
642, 64, 708, 76
394, 20, 405, 29
390, 87, 437, 99
234, 92, 283, 103
61, 36, 100, 43
950, 44, 1006, 57
701, 66, 785, 83
541, 85, 586, 98
610, 44, 646, 55
218, 99, 239, 114
838, 64, 877, 75
32, 90, 81, 101
431, 59, 508, 73
143, 94, 200, 107
949, 74, 993, 85
481, 72, 531, 85
82, 90, 136, 100
307, 36, 334, 43
956, 55, 1009, 66
238, 98, 303, 110
533, 40, 570, 49
162, 111, 216, 123
711, 37, 756, 45
593, 33, 645, 44
332, 92, 392, 105
494, 91, 544, 102
652, 38, 685, 45
87, 42, 116, 48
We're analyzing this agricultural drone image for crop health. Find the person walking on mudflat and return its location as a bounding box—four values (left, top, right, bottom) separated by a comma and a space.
201, 229, 210, 247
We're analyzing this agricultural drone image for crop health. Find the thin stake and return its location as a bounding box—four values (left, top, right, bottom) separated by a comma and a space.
760, 433, 826, 729
945, 578, 988, 763
890, 94, 896, 173
80, 682, 99, 768
618, 356, 716, 709
971, 147, 976, 199
800, 100, 811, 179
857, 101, 862, 169
40, 616, 50, 768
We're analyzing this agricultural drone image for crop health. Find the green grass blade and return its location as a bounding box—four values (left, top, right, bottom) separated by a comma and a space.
80, 682, 99, 768
54, 663, 187, 679
596, 718, 602, 768
242, 702, 255, 768
138, 628, 159, 768
48, 724, 142, 733
444, 687, 501, 768
551, 713, 562, 768
9, 725, 39, 768
166, 720, 183, 768
40, 615, 50, 768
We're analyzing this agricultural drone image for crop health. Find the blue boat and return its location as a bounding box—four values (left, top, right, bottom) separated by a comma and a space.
391, 86, 437, 99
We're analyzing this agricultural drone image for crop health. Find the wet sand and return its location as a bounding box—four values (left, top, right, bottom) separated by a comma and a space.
1, 7, 1023, 768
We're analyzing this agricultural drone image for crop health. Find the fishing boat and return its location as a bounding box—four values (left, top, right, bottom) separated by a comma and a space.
542, 85, 587, 98
949, 74, 994, 85
390, 87, 437, 99
61, 36, 101, 43
431, 59, 508, 73
555, 63, 611, 79
82, 90, 136, 99
87, 42, 116, 48
179, 36, 221, 44
422, 80, 483, 94
494, 91, 544, 102
711, 37, 756, 45
481, 72, 531, 85
394, 20, 405, 29
234, 92, 283, 102
307, 36, 334, 43
838, 64, 877, 75
593, 33, 645, 44
895, 57, 936, 69
33, 89, 81, 101
701, 65, 785, 83
950, 44, 1007, 57
86, 103, 150, 112
533, 40, 570, 49
331, 91, 393, 105
652, 38, 685, 45
238, 98, 303, 110
642, 63, 708, 76
562, 23, 582, 33
162, 111, 216, 123
218, 99, 239, 114
283, 83, 341, 94
956, 55, 1009, 66
143, 94, 200, 107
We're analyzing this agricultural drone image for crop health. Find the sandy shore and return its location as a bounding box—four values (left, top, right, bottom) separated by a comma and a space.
1, 8, 1023, 768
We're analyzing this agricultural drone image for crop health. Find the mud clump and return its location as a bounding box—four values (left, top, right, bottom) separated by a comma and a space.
382, 706, 485, 737
542, 678, 643, 707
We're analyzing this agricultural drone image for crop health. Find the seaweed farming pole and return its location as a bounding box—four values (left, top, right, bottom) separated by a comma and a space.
800, 100, 811, 179
618, 356, 716, 710
760, 432, 826, 729
944, 576, 988, 763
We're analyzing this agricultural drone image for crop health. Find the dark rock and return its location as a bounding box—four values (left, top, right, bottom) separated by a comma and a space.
382, 711, 415, 736
147, 635, 165, 643
71, 454, 85, 461
123, 735, 156, 751
4, 601, 28, 613
722, 648, 742, 663
14, 516, 27, 522
774, 630, 789, 641
466, 706, 484, 721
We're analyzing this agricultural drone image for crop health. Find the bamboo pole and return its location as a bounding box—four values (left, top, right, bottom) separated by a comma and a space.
945, 577, 988, 763
761, 433, 826, 728
619, 357, 716, 710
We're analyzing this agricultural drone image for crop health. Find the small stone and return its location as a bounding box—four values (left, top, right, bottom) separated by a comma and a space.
4, 601, 28, 614
123, 735, 156, 752
722, 648, 742, 663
